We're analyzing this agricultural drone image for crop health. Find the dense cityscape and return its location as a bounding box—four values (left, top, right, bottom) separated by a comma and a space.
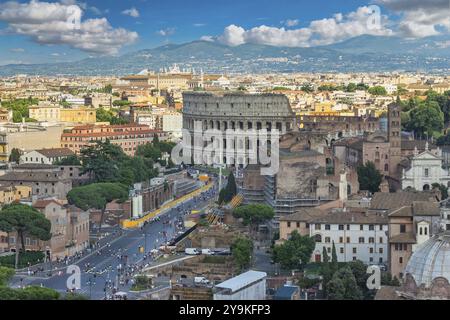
0, 0, 449, 309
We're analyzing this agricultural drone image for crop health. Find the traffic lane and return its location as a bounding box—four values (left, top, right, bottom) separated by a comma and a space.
26, 191, 216, 298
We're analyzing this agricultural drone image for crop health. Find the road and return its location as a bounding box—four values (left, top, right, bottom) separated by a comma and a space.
10, 185, 217, 300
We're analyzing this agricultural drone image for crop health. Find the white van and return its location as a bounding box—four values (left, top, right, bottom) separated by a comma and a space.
201, 249, 214, 255
185, 248, 200, 255
194, 277, 210, 285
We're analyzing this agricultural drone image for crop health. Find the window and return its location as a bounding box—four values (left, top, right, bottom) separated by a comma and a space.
287, 222, 291, 228
327, 247, 331, 253
369, 237, 374, 243
315, 224, 321, 230
314, 234, 322, 243
419, 227, 422, 235
325, 237, 331, 243
338, 225, 344, 230
346, 237, 350, 243
296, 222, 300, 228
369, 225, 374, 231
379, 237, 383, 243
325, 224, 330, 230
424, 168, 429, 177
369, 257, 373, 262
369, 248, 374, 253
399, 257, 403, 264
353, 248, 357, 254
339, 237, 344, 243
360, 225, 364, 231
359, 237, 365, 243
400, 224, 406, 233
340, 248, 344, 254
347, 224, 350, 230
379, 248, 383, 254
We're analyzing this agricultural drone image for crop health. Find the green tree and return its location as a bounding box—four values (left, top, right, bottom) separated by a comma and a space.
327, 266, 363, 300
0, 267, 14, 286
368, 86, 388, 96
301, 84, 314, 93
357, 161, 383, 193
322, 246, 329, 263
231, 237, 253, 271
407, 102, 444, 138
62, 292, 89, 300
80, 140, 127, 182
8, 148, 21, 164
0, 204, 51, 269
232, 204, 274, 233
53, 155, 81, 166
273, 231, 315, 270
220, 172, 237, 204
67, 183, 129, 233
345, 83, 357, 92
2, 98, 38, 123
432, 183, 448, 200
19, 286, 60, 300
331, 241, 338, 272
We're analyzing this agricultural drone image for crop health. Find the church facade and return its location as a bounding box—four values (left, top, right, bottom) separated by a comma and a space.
401, 146, 450, 191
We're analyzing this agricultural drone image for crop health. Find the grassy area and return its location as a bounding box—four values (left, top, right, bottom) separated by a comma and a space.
0, 252, 45, 269
194, 165, 231, 177
130, 275, 152, 292
201, 255, 227, 264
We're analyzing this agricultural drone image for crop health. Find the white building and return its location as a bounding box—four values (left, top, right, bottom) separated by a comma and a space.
162, 113, 182, 138
213, 270, 267, 300
309, 210, 388, 265
20, 148, 75, 165
401, 146, 450, 191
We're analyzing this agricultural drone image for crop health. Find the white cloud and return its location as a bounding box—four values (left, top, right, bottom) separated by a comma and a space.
284, 19, 299, 27
215, 6, 393, 47
200, 35, 215, 42
157, 27, 176, 36
10, 48, 25, 52
0, 0, 138, 55
193, 23, 206, 27
377, 0, 450, 37
122, 7, 139, 18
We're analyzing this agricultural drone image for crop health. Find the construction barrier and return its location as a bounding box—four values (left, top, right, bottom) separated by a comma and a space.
121, 182, 214, 229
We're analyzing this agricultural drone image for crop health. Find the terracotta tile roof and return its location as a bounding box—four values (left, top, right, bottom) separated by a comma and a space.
279, 208, 327, 222
412, 201, 440, 216
389, 232, 416, 243
388, 201, 440, 217
35, 148, 74, 158
370, 192, 436, 210
33, 199, 62, 209
312, 210, 388, 225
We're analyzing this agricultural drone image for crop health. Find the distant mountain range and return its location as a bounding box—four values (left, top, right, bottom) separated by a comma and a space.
1, 35, 450, 76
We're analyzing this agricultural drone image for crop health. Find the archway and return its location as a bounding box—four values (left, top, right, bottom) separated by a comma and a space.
423, 184, 430, 191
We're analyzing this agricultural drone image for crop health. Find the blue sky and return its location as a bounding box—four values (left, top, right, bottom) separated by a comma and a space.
0, 0, 449, 65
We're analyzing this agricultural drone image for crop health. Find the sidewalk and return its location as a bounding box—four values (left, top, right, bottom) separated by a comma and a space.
15, 228, 128, 275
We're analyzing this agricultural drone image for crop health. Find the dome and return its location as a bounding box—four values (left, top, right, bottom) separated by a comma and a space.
404, 232, 450, 288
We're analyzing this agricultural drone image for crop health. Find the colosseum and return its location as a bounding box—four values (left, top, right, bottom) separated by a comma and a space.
182, 91, 296, 166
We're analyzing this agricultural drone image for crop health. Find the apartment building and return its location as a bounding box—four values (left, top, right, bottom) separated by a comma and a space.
60, 123, 167, 155
279, 208, 388, 265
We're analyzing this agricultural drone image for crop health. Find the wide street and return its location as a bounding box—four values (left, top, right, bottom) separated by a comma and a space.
10, 185, 217, 300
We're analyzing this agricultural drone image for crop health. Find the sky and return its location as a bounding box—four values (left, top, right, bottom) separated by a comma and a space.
0, 0, 449, 65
